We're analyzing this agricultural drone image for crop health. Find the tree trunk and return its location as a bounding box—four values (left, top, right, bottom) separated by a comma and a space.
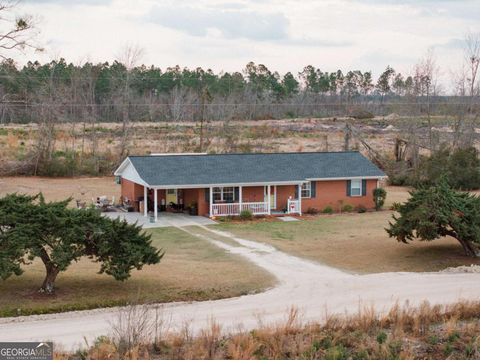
457, 238, 480, 258
38, 248, 59, 294
40, 265, 59, 294
445, 230, 480, 257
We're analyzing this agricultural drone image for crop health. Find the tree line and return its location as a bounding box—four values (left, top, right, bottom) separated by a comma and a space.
0, 58, 466, 125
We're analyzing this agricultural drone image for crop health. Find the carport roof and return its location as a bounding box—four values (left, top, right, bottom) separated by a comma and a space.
117, 151, 385, 187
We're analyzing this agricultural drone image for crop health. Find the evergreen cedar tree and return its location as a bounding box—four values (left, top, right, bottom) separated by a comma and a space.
0, 193, 163, 294
387, 179, 480, 257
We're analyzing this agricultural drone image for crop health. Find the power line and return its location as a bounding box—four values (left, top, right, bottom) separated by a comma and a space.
0, 102, 477, 107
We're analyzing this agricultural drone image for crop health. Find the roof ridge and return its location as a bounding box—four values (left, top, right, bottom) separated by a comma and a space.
128, 150, 360, 158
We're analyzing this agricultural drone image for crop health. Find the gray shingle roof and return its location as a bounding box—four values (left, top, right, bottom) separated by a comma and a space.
126, 151, 385, 187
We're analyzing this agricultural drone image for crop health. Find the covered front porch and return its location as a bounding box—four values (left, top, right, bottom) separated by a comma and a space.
135, 183, 304, 220
208, 184, 303, 217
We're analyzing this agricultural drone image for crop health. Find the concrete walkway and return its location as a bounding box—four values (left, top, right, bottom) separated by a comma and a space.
103, 211, 217, 228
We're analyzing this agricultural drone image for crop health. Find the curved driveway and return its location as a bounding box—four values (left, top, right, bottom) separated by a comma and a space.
1, 225, 479, 350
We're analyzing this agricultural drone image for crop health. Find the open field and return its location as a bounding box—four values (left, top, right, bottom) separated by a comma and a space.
0, 176, 119, 206
1, 116, 478, 176
0, 226, 274, 317
215, 210, 480, 274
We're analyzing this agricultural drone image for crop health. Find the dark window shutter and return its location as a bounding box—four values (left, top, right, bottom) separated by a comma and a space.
295, 185, 299, 199
205, 188, 210, 202
234, 187, 239, 202
346, 180, 351, 197
362, 179, 367, 196
311, 181, 316, 198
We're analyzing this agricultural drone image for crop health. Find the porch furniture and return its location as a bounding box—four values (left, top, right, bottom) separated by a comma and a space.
121, 196, 135, 212
188, 202, 198, 216
168, 202, 184, 213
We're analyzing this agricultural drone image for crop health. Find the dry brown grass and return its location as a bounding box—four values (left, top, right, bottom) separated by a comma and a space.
0, 226, 274, 317
0, 176, 273, 316
0, 176, 119, 207
60, 300, 480, 359
215, 186, 480, 273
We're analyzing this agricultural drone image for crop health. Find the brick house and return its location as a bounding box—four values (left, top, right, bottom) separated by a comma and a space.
114, 151, 386, 221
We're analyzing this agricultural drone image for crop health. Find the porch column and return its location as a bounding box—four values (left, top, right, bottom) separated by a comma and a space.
239, 186, 243, 213
267, 185, 271, 215
143, 186, 148, 217
298, 184, 302, 215
154, 188, 158, 222
209, 186, 213, 217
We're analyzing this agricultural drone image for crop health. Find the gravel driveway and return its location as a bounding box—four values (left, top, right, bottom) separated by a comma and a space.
1, 225, 479, 350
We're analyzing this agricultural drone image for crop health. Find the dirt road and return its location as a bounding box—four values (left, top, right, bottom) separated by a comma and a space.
1, 225, 479, 350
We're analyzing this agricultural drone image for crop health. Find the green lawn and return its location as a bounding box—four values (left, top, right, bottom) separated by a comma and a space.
214, 211, 480, 274
0, 227, 274, 317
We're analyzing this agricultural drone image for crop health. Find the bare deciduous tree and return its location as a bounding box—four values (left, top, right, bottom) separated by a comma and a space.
0, 0, 42, 58
413, 49, 441, 151
465, 32, 480, 100
452, 32, 480, 148
116, 43, 144, 160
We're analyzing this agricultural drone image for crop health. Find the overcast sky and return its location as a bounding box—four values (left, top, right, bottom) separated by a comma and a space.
17, 0, 480, 84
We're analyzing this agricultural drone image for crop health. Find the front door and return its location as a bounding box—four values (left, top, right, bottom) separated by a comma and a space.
166, 189, 178, 204
264, 185, 276, 209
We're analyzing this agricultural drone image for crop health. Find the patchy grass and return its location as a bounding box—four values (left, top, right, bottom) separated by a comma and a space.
214, 187, 480, 273
0, 227, 274, 317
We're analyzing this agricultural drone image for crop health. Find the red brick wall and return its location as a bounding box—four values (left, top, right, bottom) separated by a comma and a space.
275, 185, 296, 212
275, 180, 378, 212
123, 180, 378, 216
242, 186, 265, 202
198, 188, 209, 216
183, 188, 199, 208
121, 178, 144, 210
303, 179, 377, 211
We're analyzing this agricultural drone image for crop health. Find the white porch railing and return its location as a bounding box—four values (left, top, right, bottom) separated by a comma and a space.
211, 202, 269, 216
241, 202, 269, 215
287, 198, 300, 214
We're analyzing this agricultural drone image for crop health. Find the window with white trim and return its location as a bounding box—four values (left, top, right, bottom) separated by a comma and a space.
301, 182, 311, 198
350, 179, 362, 196
212, 187, 235, 202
